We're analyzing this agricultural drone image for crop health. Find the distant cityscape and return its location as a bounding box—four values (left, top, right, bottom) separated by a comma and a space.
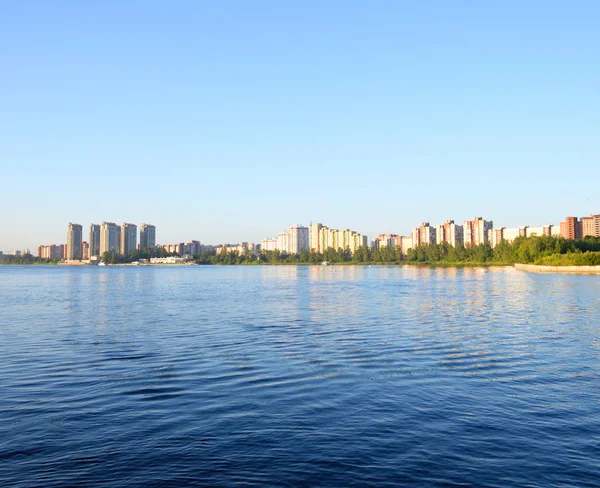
1, 213, 599, 263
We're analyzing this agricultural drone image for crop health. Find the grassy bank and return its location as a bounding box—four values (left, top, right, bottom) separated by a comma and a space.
535, 252, 600, 266
212, 261, 513, 268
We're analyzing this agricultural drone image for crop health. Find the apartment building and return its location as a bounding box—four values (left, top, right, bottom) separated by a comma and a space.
490, 223, 559, 247
287, 225, 309, 254
66, 223, 83, 260
412, 222, 436, 246
38, 244, 65, 260
436, 220, 464, 247
354, 233, 369, 251
392, 236, 413, 255
216, 242, 255, 254
260, 225, 310, 254
276, 232, 289, 253
162, 243, 185, 255
260, 238, 277, 252
560, 217, 582, 240
100, 222, 120, 255
139, 224, 156, 250
463, 217, 493, 247
309, 223, 323, 253
374, 234, 398, 248
581, 214, 600, 237
120, 223, 137, 255
183, 240, 201, 256
89, 224, 101, 257
524, 226, 545, 237
559, 214, 600, 238
264, 223, 361, 254
325, 228, 339, 250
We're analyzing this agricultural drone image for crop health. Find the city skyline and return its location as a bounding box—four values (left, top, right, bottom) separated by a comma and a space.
4, 210, 600, 254
4, 212, 599, 258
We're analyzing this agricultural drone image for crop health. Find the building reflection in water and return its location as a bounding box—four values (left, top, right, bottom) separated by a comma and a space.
55, 264, 600, 383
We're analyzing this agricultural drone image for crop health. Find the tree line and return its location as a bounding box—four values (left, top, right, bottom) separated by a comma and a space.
193, 235, 600, 266
4, 235, 599, 266
100, 247, 177, 264
0, 254, 60, 265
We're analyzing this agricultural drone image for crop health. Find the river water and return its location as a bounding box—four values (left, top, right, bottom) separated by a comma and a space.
1, 265, 599, 487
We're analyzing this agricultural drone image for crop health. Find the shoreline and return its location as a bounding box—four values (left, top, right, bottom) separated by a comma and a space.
3, 262, 599, 274
0, 262, 515, 269
515, 263, 600, 274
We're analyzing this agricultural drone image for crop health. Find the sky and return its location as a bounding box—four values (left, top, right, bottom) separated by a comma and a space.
1, 1, 599, 251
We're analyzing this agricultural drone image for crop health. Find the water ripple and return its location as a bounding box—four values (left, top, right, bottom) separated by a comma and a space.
1, 265, 600, 487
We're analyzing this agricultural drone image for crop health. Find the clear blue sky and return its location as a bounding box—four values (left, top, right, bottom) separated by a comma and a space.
1, 1, 598, 251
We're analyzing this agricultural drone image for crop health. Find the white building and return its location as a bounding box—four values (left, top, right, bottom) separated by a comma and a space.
287, 225, 309, 254
412, 222, 436, 246
100, 222, 120, 255
150, 256, 187, 264
525, 226, 544, 237
261, 225, 310, 254
260, 238, 277, 252
463, 217, 493, 247
216, 242, 255, 254
184, 240, 202, 256
276, 232, 289, 253
307, 222, 368, 254
374, 234, 397, 248
436, 220, 464, 247
398, 236, 413, 255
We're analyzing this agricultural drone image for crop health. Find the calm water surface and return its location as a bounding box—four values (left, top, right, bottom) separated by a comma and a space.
1, 265, 599, 487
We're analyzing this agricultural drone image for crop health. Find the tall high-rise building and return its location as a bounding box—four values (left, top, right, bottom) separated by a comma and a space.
115, 226, 122, 253
491, 227, 506, 248
82, 241, 89, 260
412, 222, 436, 246
309, 223, 323, 253
325, 228, 340, 250
66, 223, 83, 260
89, 224, 101, 257
374, 234, 398, 248
38, 244, 65, 259
276, 232, 289, 253
100, 222, 120, 255
353, 231, 368, 252
395, 236, 414, 255
581, 214, 600, 237
341, 229, 352, 250
184, 240, 201, 256
560, 217, 582, 240
463, 217, 493, 247
260, 238, 277, 251
139, 224, 156, 250
319, 227, 328, 252
287, 225, 309, 254
120, 223, 137, 255
436, 220, 464, 247
306, 222, 368, 254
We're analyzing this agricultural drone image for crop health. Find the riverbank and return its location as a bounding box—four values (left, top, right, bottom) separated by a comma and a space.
3, 262, 600, 273
515, 263, 600, 274
195, 261, 514, 268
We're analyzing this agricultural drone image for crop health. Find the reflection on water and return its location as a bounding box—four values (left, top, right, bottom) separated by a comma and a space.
1, 265, 600, 487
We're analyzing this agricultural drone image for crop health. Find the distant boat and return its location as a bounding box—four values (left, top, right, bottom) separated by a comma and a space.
322, 261, 330, 267
98, 262, 107, 266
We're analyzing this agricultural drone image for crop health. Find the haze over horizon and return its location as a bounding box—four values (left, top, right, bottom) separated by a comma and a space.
1, 1, 598, 251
